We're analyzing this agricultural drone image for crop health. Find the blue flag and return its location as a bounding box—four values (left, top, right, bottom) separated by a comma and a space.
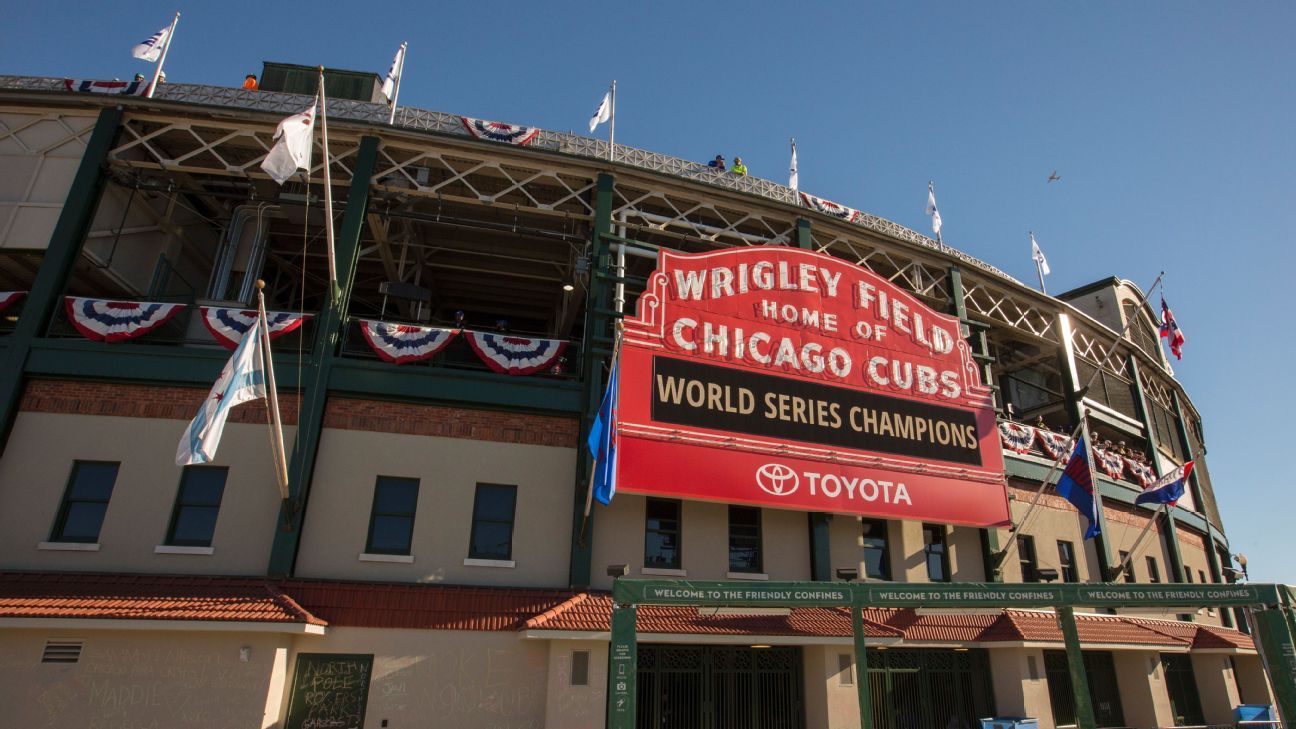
1055, 436, 1101, 539
588, 359, 619, 505
1135, 461, 1194, 507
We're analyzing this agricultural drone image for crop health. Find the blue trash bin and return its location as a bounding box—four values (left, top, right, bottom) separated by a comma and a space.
980, 718, 1040, 729
1234, 703, 1275, 721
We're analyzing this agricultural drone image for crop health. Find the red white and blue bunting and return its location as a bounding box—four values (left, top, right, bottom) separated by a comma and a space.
1035, 428, 1073, 460
1094, 448, 1126, 480
465, 331, 566, 376
799, 193, 860, 223
64, 79, 151, 96
998, 421, 1035, 454
460, 117, 540, 146
359, 319, 459, 365
64, 297, 184, 343
1124, 458, 1157, 487
0, 291, 25, 312
200, 307, 312, 350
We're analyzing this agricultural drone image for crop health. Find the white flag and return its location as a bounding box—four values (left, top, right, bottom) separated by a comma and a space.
1031, 233, 1051, 276
177, 317, 266, 465
261, 105, 316, 185
789, 139, 798, 191
131, 26, 171, 62
926, 182, 943, 238
588, 90, 612, 133
381, 44, 405, 101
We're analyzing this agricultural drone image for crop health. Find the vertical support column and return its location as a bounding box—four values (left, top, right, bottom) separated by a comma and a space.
607, 601, 638, 729
0, 106, 123, 454
1127, 355, 1185, 583
266, 135, 380, 577
795, 217, 813, 250
570, 172, 615, 588
948, 266, 1002, 581
1056, 314, 1115, 580
851, 605, 874, 729
1251, 606, 1296, 726
1171, 388, 1234, 626
809, 512, 833, 581
1058, 606, 1097, 729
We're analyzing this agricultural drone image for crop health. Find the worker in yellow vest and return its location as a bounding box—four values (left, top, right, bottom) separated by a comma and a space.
731, 157, 748, 176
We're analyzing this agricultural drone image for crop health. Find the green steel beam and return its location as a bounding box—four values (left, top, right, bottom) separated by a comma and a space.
1127, 354, 1185, 583
1058, 606, 1098, 729
851, 605, 874, 729
0, 106, 122, 454
328, 358, 581, 414
1252, 607, 1296, 726
569, 172, 615, 589
1171, 388, 1234, 625
606, 600, 637, 729
795, 217, 813, 250
267, 135, 380, 577
809, 512, 832, 581
1057, 314, 1115, 580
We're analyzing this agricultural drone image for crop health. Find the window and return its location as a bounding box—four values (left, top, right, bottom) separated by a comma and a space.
1198, 569, 1208, 584
837, 654, 854, 686
365, 476, 419, 555
1057, 540, 1078, 582
570, 650, 590, 687
50, 461, 119, 543
1146, 557, 1161, 583
923, 524, 949, 582
861, 519, 891, 580
165, 467, 227, 547
1018, 535, 1038, 582
468, 483, 516, 560
727, 506, 762, 573
1119, 551, 1136, 583
644, 499, 681, 569
1184, 569, 1193, 583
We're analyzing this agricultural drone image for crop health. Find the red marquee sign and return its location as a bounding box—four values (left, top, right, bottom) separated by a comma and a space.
614, 247, 1009, 527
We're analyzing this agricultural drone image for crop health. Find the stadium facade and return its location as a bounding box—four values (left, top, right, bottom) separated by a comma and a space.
0, 71, 1290, 729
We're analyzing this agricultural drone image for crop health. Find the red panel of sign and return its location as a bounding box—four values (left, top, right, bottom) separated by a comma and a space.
613, 247, 1009, 526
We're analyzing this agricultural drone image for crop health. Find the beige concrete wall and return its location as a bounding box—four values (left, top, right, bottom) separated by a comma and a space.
0, 627, 289, 728
1231, 654, 1275, 708
286, 627, 549, 729
545, 640, 607, 729
0, 411, 290, 575
949, 526, 986, 581
803, 645, 861, 729
589, 495, 811, 590
989, 648, 1054, 729
295, 428, 575, 587
1112, 650, 1175, 729
1192, 652, 1242, 725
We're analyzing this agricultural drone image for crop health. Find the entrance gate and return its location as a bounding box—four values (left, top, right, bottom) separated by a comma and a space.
606, 581, 1296, 729
1044, 650, 1125, 727
636, 645, 805, 729
867, 649, 994, 729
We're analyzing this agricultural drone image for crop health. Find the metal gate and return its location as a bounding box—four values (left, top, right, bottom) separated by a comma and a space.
1044, 650, 1126, 727
636, 645, 805, 729
866, 649, 995, 729
1161, 653, 1205, 726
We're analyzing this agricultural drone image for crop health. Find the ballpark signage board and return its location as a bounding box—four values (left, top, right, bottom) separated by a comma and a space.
616, 247, 1010, 526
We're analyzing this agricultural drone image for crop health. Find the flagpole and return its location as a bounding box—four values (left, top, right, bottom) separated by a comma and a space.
256, 280, 290, 500
607, 80, 616, 162
1108, 502, 1168, 582
1032, 231, 1048, 294
387, 42, 407, 126
993, 271, 1167, 575
580, 320, 625, 544
146, 11, 179, 100
317, 68, 340, 302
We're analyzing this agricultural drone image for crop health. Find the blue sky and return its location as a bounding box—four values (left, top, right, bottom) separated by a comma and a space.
3, 1, 1292, 582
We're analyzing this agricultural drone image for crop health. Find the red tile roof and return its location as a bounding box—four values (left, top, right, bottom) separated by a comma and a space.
0, 572, 325, 625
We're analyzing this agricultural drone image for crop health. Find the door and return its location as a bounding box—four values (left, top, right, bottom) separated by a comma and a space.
637, 644, 805, 729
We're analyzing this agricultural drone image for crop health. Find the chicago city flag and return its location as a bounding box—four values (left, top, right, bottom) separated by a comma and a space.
587, 359, 619, 505
1135, 461, 1194, 507
176, 316, 266, 465
1055, 436, 1101, 539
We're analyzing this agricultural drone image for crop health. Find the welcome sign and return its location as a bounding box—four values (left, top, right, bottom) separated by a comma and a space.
615, 247, 1009, 526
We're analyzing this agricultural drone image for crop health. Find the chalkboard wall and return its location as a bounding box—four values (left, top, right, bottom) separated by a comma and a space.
285, 653, 374, 729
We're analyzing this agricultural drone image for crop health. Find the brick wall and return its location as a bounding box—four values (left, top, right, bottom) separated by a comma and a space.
18, 379, 577, 448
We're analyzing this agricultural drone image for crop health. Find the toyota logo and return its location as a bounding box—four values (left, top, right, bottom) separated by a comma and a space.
756, 463, 799, 496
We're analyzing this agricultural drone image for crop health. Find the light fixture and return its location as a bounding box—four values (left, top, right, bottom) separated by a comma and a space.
750, 644, 772, 649
1036, 568, 1060, 583
835, 568, 859, 582
562, 283, 575, 292
953, 647, 970, 652
1235, 553, 1249, 580
607, 564, 629, 578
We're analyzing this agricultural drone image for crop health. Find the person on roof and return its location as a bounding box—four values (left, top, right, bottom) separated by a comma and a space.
730, 157, 748, 176
707, 154, 725, 170
243, 74, 259, 91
